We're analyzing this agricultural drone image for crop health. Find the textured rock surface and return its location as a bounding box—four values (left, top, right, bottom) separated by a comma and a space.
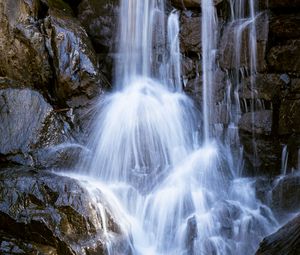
256, 214, 300, 255
0, 167, 130, 255
0, 88, 67, 165
271, 175, 300, 214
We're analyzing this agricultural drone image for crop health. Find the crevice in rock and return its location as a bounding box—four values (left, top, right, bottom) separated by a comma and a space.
62, 0, 82, 16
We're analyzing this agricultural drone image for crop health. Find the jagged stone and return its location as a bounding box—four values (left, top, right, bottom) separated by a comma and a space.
0, 167, 131, 255
0, 88, 67, 165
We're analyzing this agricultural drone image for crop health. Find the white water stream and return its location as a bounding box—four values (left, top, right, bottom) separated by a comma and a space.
70, 0, 277, 254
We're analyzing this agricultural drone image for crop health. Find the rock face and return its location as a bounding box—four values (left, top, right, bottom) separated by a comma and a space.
271, 175, 300, 215
256, 214, 300, 255
179, 0, 300, 174
0, 167, 131, 255
0, 0, 113, 165
0, 88, 67, 165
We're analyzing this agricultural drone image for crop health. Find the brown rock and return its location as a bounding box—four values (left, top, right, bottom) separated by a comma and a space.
180, 15, 201, 53
267, 40, 300, 73
270, 13, 300, 40
279, 98, 300, 135
219, 11, 269, 72
239, 110, 273, 135
0, 0, 52, 89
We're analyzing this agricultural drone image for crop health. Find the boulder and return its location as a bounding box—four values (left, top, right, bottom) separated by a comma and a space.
256, 214, 300, 255
0, 167, 131, 255
0, 88, 67, 165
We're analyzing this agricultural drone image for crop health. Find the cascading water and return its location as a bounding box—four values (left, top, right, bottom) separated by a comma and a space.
73, 0, 278, 254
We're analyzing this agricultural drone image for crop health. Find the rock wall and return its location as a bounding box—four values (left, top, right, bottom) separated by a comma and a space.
0, 0, 114, 166
175, 0, 300, 175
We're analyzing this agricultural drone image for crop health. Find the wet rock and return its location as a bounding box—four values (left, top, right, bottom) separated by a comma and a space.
0, 0, 52, 89
256, 214, 300, 255
43, 0, 104, 107
271, 175, 300, 214
267, 40, 300, 73
240, 131, 281, 176
239, 74, 282, 101
0, 167, 128, 255
77, 0, 118, 52
219, 11, 269, 72
0, 88, 67, 165
77, 0, 119, 82
238, 110, 273, 135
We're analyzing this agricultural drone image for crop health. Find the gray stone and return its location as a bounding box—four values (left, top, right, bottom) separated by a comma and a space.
239, 110, 273, 135
256, 214, 300, 255
0, 88, 66, 165
0, 167, 132, 255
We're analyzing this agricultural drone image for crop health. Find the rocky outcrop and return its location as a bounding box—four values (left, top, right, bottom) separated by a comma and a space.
0, 0, 52, 89
0, 87, 68, 166
0, 0, 113, 166
256, 214, 300, 255
0, 167, 131, 255
76, 0, 118, 83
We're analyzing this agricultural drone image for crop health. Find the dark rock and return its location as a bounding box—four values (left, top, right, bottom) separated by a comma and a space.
219, 11, 269, 73
269, 0, 300, 10
0, 88, 67, 165
270, 13, 300, 40
0, 167, 130, 255
240, 131, 281, 175
278, 98, 300, 135
77, 0, 119, 82
172, 0, 223, 9
77, 0, 118, 52
239, 74, 282, 101
271, 175, 300, 214
0, 0, 52, 89
256, 214, 300, 255
267, 40, 300, 73
43, 1, 104, 107
239, 110, 273, 135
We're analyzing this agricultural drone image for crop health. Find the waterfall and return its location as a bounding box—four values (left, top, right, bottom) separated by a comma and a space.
201, 0, 218, 142
72, 0, 278, 254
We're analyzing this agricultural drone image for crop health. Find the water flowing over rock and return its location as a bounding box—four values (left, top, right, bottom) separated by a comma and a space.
0, 167, 131, 255
0, 0, 300, 254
